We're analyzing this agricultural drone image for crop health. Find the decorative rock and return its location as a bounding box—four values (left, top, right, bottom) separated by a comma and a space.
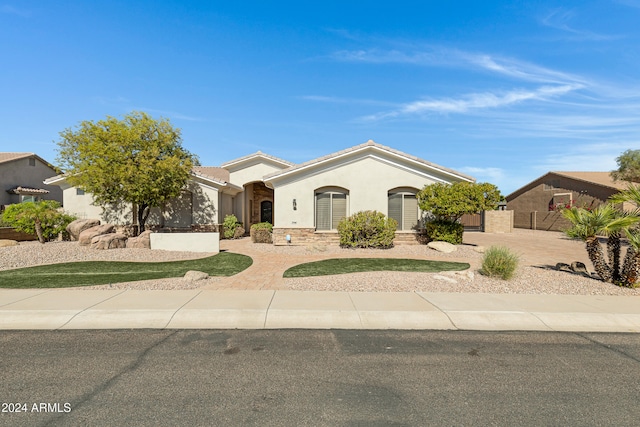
443, 270, 475, 281
66, 219, 100, 241
127, 230, 152, 249
0, 239, 19, 247
90, 233, 128, 250
472, 246, 486, 254
433, 274, 458, 284
184, 270, 209, 281
571, 261, 588, 274
427, 241, 457, 253
79, 224, 115, 246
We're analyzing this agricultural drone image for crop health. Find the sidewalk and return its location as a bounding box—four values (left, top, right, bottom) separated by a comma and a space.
2, 289, 640, 332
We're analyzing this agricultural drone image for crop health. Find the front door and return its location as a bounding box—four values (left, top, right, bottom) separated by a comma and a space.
260, 200, 273, 224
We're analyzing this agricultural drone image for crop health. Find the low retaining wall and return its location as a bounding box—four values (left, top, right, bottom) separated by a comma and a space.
0, 227, 37, 241
150, 232, 220, 253
272, 228, 427, 246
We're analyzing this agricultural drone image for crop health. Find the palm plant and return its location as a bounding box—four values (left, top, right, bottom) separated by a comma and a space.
620, 230, 640, 287
562, 204, 639, 283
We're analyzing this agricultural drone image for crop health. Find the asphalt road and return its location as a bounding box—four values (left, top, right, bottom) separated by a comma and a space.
1, 330, 640, 426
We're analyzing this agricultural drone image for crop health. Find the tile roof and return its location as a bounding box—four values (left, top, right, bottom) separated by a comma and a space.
7, 186, 50, 195
192, 166, 230, 183
263, 140, 475, 182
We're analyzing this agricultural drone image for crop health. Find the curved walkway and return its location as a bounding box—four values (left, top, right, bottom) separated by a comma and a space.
201, 230, 591, 291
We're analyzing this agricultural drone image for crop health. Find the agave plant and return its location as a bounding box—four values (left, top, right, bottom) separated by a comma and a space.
562, 204, 639, 283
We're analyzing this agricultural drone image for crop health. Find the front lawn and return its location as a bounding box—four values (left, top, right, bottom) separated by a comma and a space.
283, 258, 470, 278
0, 252, 253, 288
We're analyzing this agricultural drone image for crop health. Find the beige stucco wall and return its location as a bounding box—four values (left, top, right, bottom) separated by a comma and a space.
271, 156, 450, 228
0, 157, 62, 206
227, 160, 286, 188
60, 180, 221, 227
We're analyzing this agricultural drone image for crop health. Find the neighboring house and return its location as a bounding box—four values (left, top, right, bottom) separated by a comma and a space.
0, 153, 63, 209
506, 171, 633, 231
45, 140, 475, 244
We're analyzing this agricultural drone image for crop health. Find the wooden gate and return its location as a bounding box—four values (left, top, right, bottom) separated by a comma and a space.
460, 212, 484, 231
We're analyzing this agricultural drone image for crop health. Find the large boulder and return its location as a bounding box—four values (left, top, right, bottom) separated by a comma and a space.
127, 230, 152, 249
79, 224, 115, 246
67, 219, 101, 241
90, 233, 128, 250
184, 270, 209, 281
0, 240, 19, 247
427, 241, 458, 253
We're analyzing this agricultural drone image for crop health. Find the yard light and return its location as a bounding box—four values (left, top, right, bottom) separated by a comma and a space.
286, 234, 291, 244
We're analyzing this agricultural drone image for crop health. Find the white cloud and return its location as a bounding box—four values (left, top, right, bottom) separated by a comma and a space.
540, 8, 621, 41
360, 84, 580, 121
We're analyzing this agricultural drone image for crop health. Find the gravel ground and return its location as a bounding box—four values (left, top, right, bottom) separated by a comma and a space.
2, 239, 640, 295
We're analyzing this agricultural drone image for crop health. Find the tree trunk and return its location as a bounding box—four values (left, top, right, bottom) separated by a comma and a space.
607, 233, 622, 283
137, 203, 151, 234
34, 219, 45, 244
586, 236, 612, 282
620, 247, 640, 287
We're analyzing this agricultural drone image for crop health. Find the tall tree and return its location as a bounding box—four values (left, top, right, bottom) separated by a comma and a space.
56, 111, 196, 233
417, 182, 501, 222
611, 149, 640, 183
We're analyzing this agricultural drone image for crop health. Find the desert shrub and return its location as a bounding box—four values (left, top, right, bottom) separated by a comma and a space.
425, 220, 464, 244
1, 201, 76, 243
480, 246, 519, 280
250, 222, 273, 243
222, 214, 243, 239
337, 210, 397, 249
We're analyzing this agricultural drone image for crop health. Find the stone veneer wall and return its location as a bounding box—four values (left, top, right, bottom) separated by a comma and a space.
250, 182, 273, 225
483, 210, 514, 233
273, 228, 428, 246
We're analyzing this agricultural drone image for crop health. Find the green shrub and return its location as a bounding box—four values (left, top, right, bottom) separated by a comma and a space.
222, 214, 243, 239
337, 210, 397, 249
250, 222, 273, 243
480, 246, 519, 280
251, 222, 273, 232
425, 220, 464, 244
1, 201, 76, 243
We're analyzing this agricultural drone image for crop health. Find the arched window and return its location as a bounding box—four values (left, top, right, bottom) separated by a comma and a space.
315, 187, 348, 230
388, 189, 419, 231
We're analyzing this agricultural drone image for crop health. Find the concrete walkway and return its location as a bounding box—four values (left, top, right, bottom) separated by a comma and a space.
2, 289, 640, 332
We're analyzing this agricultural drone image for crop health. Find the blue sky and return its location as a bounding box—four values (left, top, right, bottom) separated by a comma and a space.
2, 1, 640, 195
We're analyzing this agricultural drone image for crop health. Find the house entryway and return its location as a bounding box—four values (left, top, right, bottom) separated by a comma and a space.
243, 181, 274, 229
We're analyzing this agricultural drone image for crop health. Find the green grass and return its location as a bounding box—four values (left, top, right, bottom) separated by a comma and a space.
283, 258, 470, 278
0, 252, 253, 288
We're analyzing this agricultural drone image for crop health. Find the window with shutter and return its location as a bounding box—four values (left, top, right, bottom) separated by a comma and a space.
315, 190, 348, 230
388, 191, 419, 230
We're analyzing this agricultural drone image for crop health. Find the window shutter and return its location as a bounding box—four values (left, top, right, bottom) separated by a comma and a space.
316, 193, 331, 230
388, 194, 403, 230
403, 195, 418, 230
331, 193, 347, 229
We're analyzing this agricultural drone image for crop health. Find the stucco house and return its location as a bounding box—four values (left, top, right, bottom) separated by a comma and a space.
0, 153, 63, 210
45, 140, 475, 244
506, 171, 633, 231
